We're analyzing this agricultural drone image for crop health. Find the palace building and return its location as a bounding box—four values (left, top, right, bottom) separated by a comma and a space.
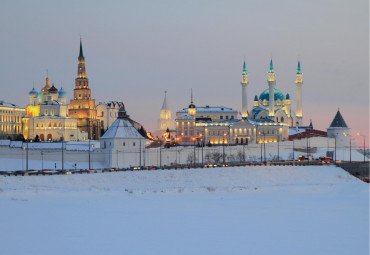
0, 101, 25, 139
68, 39, 101, 140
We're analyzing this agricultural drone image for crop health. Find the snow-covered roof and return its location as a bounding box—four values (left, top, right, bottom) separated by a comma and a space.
0, 101, 23, 109
101, 118, 144, 139
177, 106, 237, 113
289, 127, 307, 136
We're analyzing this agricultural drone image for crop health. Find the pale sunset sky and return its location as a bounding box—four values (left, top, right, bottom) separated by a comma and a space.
0, 0, 368, 145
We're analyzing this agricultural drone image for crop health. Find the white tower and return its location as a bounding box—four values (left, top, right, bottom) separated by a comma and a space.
268, 59, 276, 117
241, 60, 249, 118
295, 60, 303, 125
157, 91, 175, 131
327, 109, 350, 149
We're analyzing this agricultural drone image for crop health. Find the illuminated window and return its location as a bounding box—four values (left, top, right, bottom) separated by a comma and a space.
48, 122, 51, 127
263, 99, 267, 106
44, 110, 48, 115
277, 100, 281, 106
59, 122, 62, 127
54, 123, 57, 127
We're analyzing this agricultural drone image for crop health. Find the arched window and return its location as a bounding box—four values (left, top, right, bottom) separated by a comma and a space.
123, 142, 126, 146
235, 138, 238, 144
263, 99, 267, 106
48, 122, 51, 127
277, 99, 281, 106
133, 142, 136, 146
40, 134, 44, 141
41, 123, 44, 128
47, 134, 52, 141
59, 122, 62, 127
54, 122, 57, 127
101, 111, 104, 117
281, 116, 284, 122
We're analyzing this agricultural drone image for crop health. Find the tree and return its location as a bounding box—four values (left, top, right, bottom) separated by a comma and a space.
212, 152, 222, 163
237, 150, 245, 162
34, 134, 40, 142
187, 153, 195, 164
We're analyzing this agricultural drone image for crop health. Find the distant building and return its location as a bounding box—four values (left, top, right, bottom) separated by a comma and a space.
327, 109, 350, 148
68, 39, 101, 140
0, 101, 25, 139
100, 106, 146, 168
23, 76, 86, 142
157, 91, 175, 132
96, 101, 124, 134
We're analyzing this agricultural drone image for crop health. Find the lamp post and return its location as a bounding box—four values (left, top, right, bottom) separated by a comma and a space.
222, 133, 227, 164
26, 139, 29, 171
193, 137, 196, 167
343, 133, 352, 163
357, 133, 366, 163
41, 151, 44, 170
61, 137, 64, 171
88, 139, 91, 169
199, 134, 204, 166
292, 139, 295, 163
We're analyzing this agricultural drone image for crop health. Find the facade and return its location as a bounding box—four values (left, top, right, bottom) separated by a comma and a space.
68, 39, 101, 140
100, 106, 147, 168
327, 109, 350, 149
23, 76, 86, 142
0, 101, 25, 139
249, 60, 302, 127
96, 101, 124, 134
175, 94, 289, 145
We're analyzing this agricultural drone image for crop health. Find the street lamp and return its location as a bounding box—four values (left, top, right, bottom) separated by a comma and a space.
357, 133, 366, 163
343, 133, 352, 163
222, 133, 227, 164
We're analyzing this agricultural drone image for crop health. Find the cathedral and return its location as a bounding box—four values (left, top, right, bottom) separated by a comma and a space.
68, 39, 101, 140
23, 75, 86, 141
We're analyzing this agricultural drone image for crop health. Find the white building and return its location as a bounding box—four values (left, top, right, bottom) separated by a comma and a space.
23, 75, 86, 141
96, 101, 124, 134
0, 101, 25, 139
157, 91, 175, 131
327, 109, 350, 149
100, 106, 147, 168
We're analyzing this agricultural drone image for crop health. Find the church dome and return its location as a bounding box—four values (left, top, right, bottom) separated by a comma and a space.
49, 84, 58, 94
38, 90, 42, 100
188, 103, 196, 109
259, 88, 285, 102
29, 88, 38, 97
58, 87, 67, 98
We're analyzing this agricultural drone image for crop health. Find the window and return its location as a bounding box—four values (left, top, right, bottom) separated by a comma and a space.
133, 142, 136, 146
231, 116, 234, 120
217, 131, 220, 136
101, 111, 104, 117
59, 122, 62, 127
272, 130, 275, 134
51, 110, 54, 116
44, 110, 48, 115
263, 99, 267, 106
226, 116, 229, 120
281, 117, 284, 122
123, 142, 126, 146
48, 122, 51, 127
53, 123, 57, 127
220, 116, 223, 120
190, 130, 193, 136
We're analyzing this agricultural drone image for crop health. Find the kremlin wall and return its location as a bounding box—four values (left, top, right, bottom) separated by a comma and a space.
0, 39, 361, 169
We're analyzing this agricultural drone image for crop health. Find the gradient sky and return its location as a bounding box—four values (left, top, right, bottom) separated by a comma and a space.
0, 0, 368, 146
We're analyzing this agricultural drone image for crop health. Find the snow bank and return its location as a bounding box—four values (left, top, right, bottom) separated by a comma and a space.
0, 165, 364, 195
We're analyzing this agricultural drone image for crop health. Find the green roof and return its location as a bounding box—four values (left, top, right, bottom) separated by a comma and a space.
269, 59, 274, 73
297, 61, 301, 74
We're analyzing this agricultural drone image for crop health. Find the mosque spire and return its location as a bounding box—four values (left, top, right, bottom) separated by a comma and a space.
269, 58, 274, 73
297, 60, 301, 74
268, 58, 275, 82
242, 59, 247, 75
191, 88, 193, 104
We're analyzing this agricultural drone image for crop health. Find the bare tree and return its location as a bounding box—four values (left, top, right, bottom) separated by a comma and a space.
237, 150, 245, 162
187, 153, 195, 164
212, 152, 222, 163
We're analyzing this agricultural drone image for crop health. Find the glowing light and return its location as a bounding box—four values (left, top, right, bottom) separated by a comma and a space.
147, 132, 154, 140
26, 105, 40, 117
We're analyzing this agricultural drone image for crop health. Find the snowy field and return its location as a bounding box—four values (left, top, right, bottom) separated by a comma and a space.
0, 166, 368, 255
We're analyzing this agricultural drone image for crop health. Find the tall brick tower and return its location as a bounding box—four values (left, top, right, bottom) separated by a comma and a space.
68, 39, 101, 140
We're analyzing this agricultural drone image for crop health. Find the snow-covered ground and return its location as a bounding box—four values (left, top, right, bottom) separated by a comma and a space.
0, 166, 368, 255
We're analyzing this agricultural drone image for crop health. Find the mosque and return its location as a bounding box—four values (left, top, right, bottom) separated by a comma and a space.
157, 59, 307, 145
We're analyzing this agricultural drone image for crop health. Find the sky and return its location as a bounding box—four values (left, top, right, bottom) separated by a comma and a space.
0, 0, 368, 146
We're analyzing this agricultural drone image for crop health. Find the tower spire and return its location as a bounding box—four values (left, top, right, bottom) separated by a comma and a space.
297, 60, 301, 74
241, 59, 249, 118
269, 58, 274, 73
79, 37, 84, 59
191, 88, 193, 104
242, 59, 247, 75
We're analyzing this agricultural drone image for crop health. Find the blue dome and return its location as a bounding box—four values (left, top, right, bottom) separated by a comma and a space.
58, 87, 67, 98
286, 93, 290, 100
38, 91, 42, 100
29, 88, 38, 96
254, 95, 258, 101
259, 88, 285, 102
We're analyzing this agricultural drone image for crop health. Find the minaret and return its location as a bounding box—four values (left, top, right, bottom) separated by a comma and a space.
241, 60, 249, 118
295, 60, 303, 125
268, 59, 276, 117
